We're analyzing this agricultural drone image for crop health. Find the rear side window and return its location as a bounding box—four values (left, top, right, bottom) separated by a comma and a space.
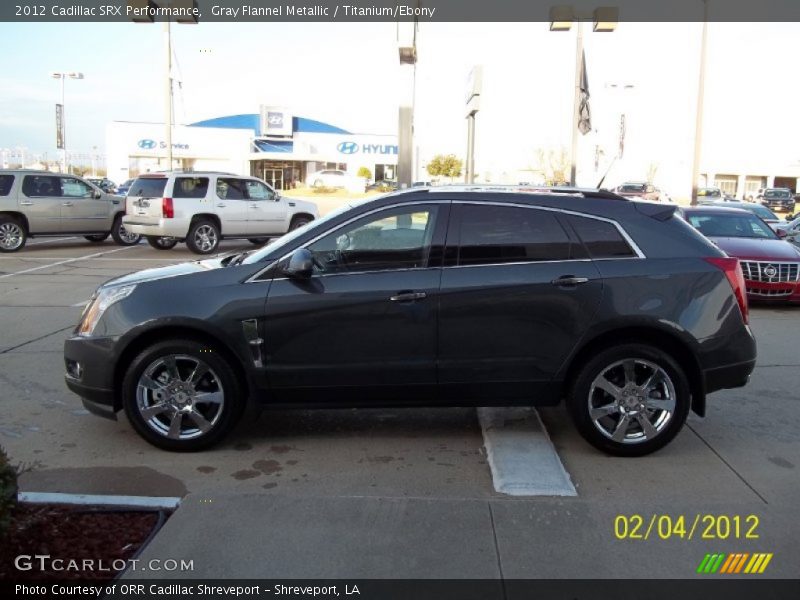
567, 215, 636, 258
22, 175, 61, 197
173, 177, 209, 199
129, 177, 167, 198
456, 205, 573, 266
0, 175, 14, 196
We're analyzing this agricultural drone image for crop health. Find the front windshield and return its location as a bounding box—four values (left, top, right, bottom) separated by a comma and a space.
688, 213, 778, 240
241, 200, 367, 265
765, 190, 790, 198
748, 204, 778, 220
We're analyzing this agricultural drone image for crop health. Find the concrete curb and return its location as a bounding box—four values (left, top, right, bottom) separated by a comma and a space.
18, 491, 181, 509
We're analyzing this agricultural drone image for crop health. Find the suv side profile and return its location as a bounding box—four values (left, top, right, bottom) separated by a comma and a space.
0, 169, 141, 252
64, 187, 756, 456
123, 172, 319, 254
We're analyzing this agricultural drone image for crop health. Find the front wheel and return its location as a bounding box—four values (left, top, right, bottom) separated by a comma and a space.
111, 215, 141, 246
289, 216, 311, 231
0, 216, 27, 252
147, 236, 178, 250
122, 339, 244, 451
186, 219, 220, 254
567, 343, 690, 457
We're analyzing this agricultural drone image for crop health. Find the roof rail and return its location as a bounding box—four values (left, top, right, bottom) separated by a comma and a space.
424, 184, 628, 200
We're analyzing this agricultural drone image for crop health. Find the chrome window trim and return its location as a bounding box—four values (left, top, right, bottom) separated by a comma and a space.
245, 198, 645, 283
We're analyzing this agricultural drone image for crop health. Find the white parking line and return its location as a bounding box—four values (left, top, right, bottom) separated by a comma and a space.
478, 407, 577, 497
0, 245, 138, 279
0, 257, 184, 262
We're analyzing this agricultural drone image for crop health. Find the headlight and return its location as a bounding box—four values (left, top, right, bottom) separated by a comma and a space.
77, 284, 136, 337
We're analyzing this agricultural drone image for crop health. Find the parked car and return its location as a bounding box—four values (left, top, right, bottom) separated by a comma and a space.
759, 188, 795, 213
782, 215, 800, 249
116, 178, 135, 196
708, 201, 786, 230
65, 186, 755, 456
366, 179, 398, 192
682, 206, 800, 303
745, 188, 764, 203
123, 172, 318, 254
305, 169, 347, 188
614, 182, 660, 201
87, 177, 117, 194
0, 169, 140, 252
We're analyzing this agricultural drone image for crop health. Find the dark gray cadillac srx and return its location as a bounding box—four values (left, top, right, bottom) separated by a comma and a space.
64, 187, 756, 456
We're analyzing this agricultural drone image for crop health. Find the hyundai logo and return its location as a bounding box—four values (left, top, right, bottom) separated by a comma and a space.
138, 139, 157, 150
267, 112, 283, 127
337, 141, 359, 154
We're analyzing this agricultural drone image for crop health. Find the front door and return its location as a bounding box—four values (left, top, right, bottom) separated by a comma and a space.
19, 175, 63, 233
244, 180, 287, 236
438, 202, 604, 401
59, 177, 112, 232
263, 202, 448, 402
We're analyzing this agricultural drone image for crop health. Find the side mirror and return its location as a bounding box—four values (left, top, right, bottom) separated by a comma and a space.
283, 248, 314, 278
776, 228, 788, 239
274, 193, 281, 202
93, 191, 102, 199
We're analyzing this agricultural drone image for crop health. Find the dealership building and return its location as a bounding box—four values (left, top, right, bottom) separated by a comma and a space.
106, 107, 399, 190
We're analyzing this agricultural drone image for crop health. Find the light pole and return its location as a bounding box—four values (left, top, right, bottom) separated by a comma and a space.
51, 71, 84, 174
550, 6, 617, 186
690, 0, 709, 205
397, 14, 419, 189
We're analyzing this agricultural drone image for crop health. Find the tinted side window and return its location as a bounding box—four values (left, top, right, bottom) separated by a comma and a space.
22, 175, 61, 197
457, 205, 572, 266
0, 175, 14, 196
173, 177, 209, 199
567, 215, 635, 258
245, 180, 275, 201
216, 178, 247, 200
129, 178, 167, 197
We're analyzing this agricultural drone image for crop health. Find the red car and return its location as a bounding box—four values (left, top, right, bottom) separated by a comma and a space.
683, 206, 800, 303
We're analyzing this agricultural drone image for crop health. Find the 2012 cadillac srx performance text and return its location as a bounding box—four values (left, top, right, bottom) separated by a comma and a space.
63, 187, 757, 456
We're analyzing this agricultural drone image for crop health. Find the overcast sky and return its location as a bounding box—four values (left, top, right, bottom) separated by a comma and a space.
1, 21, 798, 189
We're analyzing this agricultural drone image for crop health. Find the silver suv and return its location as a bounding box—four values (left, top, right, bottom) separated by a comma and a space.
123, 172, 319, 254
0, 170, 141, 252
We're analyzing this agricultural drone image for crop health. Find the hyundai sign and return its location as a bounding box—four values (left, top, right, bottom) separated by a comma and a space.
137, 139, 189, 151
337, 141, 398, 156
260, 105, 293, 136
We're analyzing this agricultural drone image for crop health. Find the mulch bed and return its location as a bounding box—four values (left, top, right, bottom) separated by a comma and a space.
0, 503, 161, 581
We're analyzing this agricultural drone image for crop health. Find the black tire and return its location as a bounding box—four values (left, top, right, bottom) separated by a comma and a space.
186, 219, 220, 255
0, 215, 27, 253
567, 343, 690, 457
248, 238, 269, 245
122, 338, 245, 452
84, 233, 109, 243
111, 215, 141, 246
147, 236, 178, 250
289, 216, 311, 231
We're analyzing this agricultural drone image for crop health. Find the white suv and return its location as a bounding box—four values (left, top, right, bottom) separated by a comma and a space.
123, 172, 319, 254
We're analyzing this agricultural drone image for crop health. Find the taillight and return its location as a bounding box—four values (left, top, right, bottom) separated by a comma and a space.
705, 257, 749, 325
162, 197, 174, 219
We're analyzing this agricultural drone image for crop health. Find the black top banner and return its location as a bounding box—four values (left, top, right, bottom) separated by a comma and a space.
2, 0, 800, 23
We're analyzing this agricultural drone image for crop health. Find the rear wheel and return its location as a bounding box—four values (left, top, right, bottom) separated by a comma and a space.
186, 219, 220, 255
111, 215, 141, 246
248, 238, 269, 245
122, 339, 244, 451
0, 216, 27, 252
147, 236, 178, 250
84, 233, 109, 243
567, 343, 690, 457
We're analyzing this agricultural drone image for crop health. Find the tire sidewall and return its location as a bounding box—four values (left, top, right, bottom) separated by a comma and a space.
146, 236, 178, 250
0, 217, 27, 253
111, 215, 141, 246
122, 339, 244, 452
567, 343, 691, 457
186, 220, 219, 254
290, 217, 310, 231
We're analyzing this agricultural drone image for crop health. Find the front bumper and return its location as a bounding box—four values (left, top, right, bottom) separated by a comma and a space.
745, 279, 800, 303
64, 335, 119, 418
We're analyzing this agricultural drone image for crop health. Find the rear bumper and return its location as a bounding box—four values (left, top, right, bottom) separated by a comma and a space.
703, 358, 756, 394
122, 216, 187, 238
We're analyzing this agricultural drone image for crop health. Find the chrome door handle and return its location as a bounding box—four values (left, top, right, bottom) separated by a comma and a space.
249, 203, 259, 209
19, 201, 33, 206
389, 291, 427, 302
61, 201, 74, 207
216, 203, 226, 208
551, 276, 589, 286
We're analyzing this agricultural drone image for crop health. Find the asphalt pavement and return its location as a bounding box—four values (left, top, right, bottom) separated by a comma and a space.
0, 236, 798, 579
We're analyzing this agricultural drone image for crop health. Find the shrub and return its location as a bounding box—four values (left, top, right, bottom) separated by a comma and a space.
312, 186, 338, 194
0, 445, 18, 537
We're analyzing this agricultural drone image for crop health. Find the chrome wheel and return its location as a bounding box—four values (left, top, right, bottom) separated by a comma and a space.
588, 358, 676, 445
193, 225, 218, 253
117, 222, 140, 244
0, 222, 24, 251
135, 354, 225, 441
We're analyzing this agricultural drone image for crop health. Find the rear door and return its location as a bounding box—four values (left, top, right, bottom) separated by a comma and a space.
438, 202, 604, 401
20, 175, 63, 233
59, 177, 112, 232
213, 177, 250, 236
244, 179, 287, 235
